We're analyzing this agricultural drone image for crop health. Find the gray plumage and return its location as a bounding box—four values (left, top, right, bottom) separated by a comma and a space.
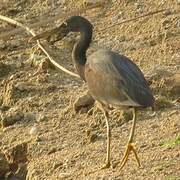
85, 49, 154, 108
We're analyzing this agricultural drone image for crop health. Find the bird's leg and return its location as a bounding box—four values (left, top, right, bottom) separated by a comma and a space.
101, 110, 111, 169
118, 108, 141, 170
96, 102, 111, 169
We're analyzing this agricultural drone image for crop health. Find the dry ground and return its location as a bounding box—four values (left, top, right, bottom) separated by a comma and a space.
0, 0, 180, 179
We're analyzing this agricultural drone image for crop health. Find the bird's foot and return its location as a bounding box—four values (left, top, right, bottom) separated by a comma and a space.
115, 143, 140, 169
100, 161, 111, 170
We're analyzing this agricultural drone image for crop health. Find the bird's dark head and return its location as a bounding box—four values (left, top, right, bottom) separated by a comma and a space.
65, 16, 93, 33
30, 16, 93, 43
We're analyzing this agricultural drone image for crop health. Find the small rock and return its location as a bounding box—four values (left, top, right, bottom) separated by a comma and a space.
14, 82, 33, 91
29, 126, 38, 136
1, 108, 24, 128
73, 91, 95, 113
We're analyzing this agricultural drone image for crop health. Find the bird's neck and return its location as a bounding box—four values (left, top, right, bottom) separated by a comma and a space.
72, 27, 92, 80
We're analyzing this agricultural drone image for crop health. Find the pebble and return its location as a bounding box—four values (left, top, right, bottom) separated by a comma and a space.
14, 82, 29, 91
1, 109, 24, 128
73, 91, 95, 113
29, 126, 38, 136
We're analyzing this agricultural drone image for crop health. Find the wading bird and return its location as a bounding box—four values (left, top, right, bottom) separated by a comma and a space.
32, 16, 155, 169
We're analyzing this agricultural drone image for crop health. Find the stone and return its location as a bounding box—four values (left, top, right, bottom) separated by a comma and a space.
1, 108, 24, 128
29, 126, 38, 136
73, 91, 95, 113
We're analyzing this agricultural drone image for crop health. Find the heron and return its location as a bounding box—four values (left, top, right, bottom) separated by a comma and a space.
32, 16, 155, 169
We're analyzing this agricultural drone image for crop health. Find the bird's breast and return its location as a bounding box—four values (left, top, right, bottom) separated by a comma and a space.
85, 63, 135, 107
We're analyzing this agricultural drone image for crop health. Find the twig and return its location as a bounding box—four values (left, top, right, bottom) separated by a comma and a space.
98, 9, 169, 32
0, 2, 104, 40
0, 6, 171, 78
0, 15, 36, 36
0, 14, 80, 78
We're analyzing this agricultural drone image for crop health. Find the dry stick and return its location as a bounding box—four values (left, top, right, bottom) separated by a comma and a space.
0, 2, 105, 40
98, 9, 169, 32
0, 14, 80, 78
0, 7, 170, 78
0, 3, 105, 78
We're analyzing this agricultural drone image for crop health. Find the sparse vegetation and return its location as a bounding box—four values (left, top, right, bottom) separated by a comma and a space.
0, 0, 179, 179
160, 136, 180, 148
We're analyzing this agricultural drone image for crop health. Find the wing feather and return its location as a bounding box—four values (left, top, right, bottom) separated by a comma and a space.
87, 49, 154, 107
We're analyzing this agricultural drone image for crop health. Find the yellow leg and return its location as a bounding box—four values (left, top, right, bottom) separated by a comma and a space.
101, 111, 111, 169
97, 102, 111, 169
119, 108, 140, 170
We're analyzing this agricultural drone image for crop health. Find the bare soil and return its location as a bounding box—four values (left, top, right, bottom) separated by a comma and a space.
0, 0, 180, 179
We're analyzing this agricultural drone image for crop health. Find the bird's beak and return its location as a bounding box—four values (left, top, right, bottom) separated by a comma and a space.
30, 22, 69, 43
